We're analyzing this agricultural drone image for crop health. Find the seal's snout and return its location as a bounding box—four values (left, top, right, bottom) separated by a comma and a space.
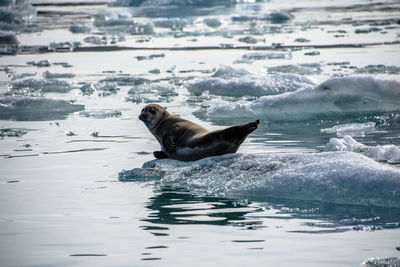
139, 113, 146, 121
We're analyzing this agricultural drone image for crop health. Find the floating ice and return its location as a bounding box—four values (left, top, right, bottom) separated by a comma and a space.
101, 75, 150, 86
266, 63, 322, 75
211, 65, 250, 78
92, 12, 154, 35
113, 0, 236, 7
134, 53, 165, 61
11, 78, 73, 93
27, 59, 51, 67
43, 71, 75, 79
362, 257, 400, 267
200, 76, 400, 121
242, 52, 291, 61
187, 73, 315, 97
0, 97, 84, 121
324, 135, 400, 164
154, 19, 188, 30
127, 83, 177, 103
84, 36, 107, 45
0, 0, 37, 32
0, 128, 27, 138
355, 64, 400, 74
69, 25, 91, 34
321, 122, 376, 137
79, 110, 122, 119
79, 82, 119, 95
203, 18, 222, 28
232, 11, 294, 23
238, 36, 264, 44
0, 30, 18, 54
119, 152, 400, 208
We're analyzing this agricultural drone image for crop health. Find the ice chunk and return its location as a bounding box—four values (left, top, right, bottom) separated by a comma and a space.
187, 73, 315, 97
201, 76, 400, 121
11, 78, 73, 93
355, 64, 400, 74
211, 65, 250, 78
362, 257, 400, 267
79, 110, 122, 119
232, 11, 293, 23
119, 152, 400, 208
324, 136, 400, 164
203, 18, 222, 28
69, 25, 91, 34
92, 12, 154, 35
101, 75, 150, 86
0, 30, 18, 54
0, 97, 84, 121
242, 52, 291, 61
321, 122, 376, 137
79, 82, 120, 95
0, 128, 27, 138
0, 1, 37, 31
266, 63, 322, 75
113, 0, 236, 7
127, 83, 177, 103
324, 135, 367, 152
27, 59, 51, 67
84, 36, 107, 45
154, 19, 188, 30
43, 71, 75, 79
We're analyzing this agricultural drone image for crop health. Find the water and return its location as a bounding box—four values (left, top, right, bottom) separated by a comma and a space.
1, 0, 400, 266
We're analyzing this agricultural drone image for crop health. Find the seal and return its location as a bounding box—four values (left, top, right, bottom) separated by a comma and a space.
139, 104, 260, 161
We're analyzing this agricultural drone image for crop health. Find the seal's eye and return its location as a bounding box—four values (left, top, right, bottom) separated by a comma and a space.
149, 108, 156, 115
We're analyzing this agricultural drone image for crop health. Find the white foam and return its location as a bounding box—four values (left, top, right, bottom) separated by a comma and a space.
201, 76, 400, 120
187, 73, 315, 97
119, 152, 400, 208
324, 135, 400, 164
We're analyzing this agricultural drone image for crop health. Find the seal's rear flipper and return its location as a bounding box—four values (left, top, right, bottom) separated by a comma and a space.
222, 120, 260, 140
154, 151, 168, 159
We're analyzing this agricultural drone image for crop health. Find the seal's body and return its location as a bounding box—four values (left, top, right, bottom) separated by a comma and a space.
139, 104, 259, 161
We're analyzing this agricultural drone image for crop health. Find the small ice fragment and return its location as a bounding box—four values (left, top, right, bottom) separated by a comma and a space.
27, 59, 51, 67
66, 131, 76, 136
304, 51, 320, 56
69, 25, 91, 33
203, 18, 222, 28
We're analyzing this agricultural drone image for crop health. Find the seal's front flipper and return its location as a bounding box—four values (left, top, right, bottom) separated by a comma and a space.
154, 151, 168, 159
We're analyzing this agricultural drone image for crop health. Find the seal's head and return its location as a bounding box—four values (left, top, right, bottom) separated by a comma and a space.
139, 104, 167, 129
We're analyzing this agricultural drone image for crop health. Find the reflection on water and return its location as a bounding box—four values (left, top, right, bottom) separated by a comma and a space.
140, 186, 400, 231
142, 186, 263, 227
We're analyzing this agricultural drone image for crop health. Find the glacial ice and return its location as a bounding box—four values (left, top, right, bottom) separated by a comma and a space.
79, 110, 122, 119
43, 71, 75, 79
200, 76, 400, 121
242, 52, 291, 61
112, 0, 236, 7
187, 73, 315, 97
266, 63, 322, 75
101, 75, 150, 86
0, 30, 18, 54
0, 97, 84, 121
11, 78, 73, 93
325, 135, 400, 164
119, 152, 400, 208
232, 11, 294, 23
127, 83, 177, 103
321, 122, 376, 137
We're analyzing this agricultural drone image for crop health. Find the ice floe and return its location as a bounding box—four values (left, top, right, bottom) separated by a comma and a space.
0, 97, 84, 121
11, 78, 73, 93
198, 76, 400, 121
321, 122, 376, 137
266, 63, 322, 75
126, 83, 177, 103
232, 11, 294, 23
187, 73, 315, 97
324, 135, 400, 164
119, 152, 400, 208
0, 30, 18, 54
79, 110, 122, 119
